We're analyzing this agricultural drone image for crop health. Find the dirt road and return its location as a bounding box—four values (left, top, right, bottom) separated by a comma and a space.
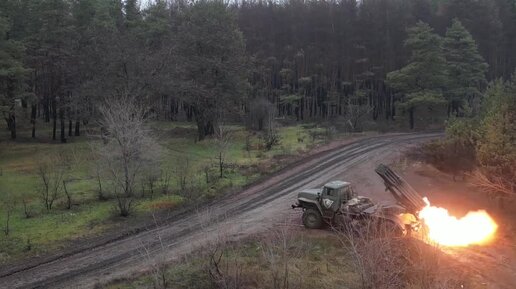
0, 133, 440, 289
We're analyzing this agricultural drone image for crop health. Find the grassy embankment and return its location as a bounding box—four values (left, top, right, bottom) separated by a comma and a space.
0, 121, 340, 263
104, 232, 361, 289
103, 228, 477, 289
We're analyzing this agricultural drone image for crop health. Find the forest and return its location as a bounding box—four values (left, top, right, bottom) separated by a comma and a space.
0, 0, 516, 288
1, 0, 515, 141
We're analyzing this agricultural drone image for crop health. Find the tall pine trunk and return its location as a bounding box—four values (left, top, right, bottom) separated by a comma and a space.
52, 99, 57, 140
409, 107, 415, 130
6, 112, 16, 139
60, 106, 66, 143
74, 121, 80, 136
44, 96, 50, 122
31, 104, 37, 138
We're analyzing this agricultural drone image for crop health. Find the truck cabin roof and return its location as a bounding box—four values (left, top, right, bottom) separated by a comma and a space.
324, 181, 350, 190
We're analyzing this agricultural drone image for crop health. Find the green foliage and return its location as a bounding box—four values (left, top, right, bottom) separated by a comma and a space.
386, 22, 448, 128
176, 0, 248, 140
387, 19, 490, 128
444, 19, 488, 116
476, 77, 516, 181
427, 117, 479, 175
279, 94, 302, 105
400, 91, 447, 109
387, 22, 448, 95
445, 117, 479, 148
0, 16, 29, 105
427, 75, 516, 191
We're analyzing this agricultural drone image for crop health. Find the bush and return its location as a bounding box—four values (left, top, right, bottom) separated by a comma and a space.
411, 139, 476, 180
476, 79, 516, 191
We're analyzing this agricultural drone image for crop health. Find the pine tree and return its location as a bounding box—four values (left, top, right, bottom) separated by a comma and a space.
386, 21, 448, 129
124, 0, 141, 29
444, 19, 488, 116
0, 16, 30, 139
176, 1, 248, 140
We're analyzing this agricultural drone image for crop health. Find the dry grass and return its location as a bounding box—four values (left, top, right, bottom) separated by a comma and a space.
101, 191, 479, 289
334, 219, 472, 289
104, 217, 477, 289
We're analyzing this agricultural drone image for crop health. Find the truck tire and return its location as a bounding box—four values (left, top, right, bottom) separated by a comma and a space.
302, 208, 323, 229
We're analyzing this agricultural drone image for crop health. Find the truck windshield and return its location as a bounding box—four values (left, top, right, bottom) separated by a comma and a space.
323, 187, 334, 196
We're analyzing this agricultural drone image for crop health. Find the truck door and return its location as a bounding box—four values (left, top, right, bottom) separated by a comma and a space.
320, 187, 341, 218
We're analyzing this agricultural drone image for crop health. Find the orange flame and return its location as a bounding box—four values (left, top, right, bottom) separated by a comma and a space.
418, 197, 498, 247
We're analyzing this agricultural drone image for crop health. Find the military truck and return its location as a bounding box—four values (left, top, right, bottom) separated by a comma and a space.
292, 164, 424, 235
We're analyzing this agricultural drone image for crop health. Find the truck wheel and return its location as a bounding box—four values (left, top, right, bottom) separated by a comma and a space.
302, 208, 323, 229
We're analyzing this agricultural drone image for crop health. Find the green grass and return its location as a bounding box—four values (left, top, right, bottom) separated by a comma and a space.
0, 121, 338, 263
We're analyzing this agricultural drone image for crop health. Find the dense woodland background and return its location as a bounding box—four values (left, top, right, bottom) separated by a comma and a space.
1, 0, 515, 141
0, 0, 514, 194
0, 0, 514, 264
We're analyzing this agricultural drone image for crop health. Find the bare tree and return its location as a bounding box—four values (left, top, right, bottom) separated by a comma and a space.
470, 170, 514, 196
21, 192, 33, 218
260, 225, 298, 289
345, 91, 373, 132
203, 164, 212, 185
175, 156, 191, 196
333, 219, 461, 289
59, 151, 77, 210
142, 166, 161, 199
94, 96, 162, 217
335, 220, 406, 289
158, 169, 172, 195
37, 157, 65, 211
215, 125, 232, 179
2, 195, 16, 236
138, 215, 170, 289
244, 132, 252, 159
93, 162, 107, 201
262, 104, 281, 151
62, 180, 72, 210
195, 209, 244, 289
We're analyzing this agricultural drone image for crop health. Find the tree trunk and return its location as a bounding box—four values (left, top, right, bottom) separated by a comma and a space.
193, 107, 215, 141
75, 121, 80, 136
7, 112, 16, 139
219, 151, 223, 178
31, 104, 37, 138
68, 120, 72, 136
409, 107, 415, 130
63, 180, 71, 210
186, 105, 193, 122
44, 97, 50, 122
4, 209, 11, 236
52, 100, 57, 140
60, 106, 66, 143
